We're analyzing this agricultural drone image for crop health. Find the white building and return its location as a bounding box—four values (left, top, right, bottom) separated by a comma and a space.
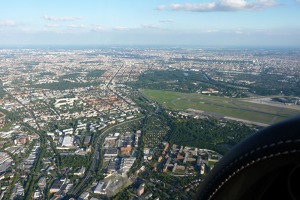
62, 136, 74, 147
94, 182, 104, 194
74, 167, 86, 176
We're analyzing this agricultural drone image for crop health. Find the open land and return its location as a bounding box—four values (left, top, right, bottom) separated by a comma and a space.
142, 89, 300, 125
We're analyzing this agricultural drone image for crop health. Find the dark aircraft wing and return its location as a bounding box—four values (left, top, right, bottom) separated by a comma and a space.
195, 115, 300, 200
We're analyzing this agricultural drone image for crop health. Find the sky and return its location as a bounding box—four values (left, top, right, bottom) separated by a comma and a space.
0, 0, 300, 47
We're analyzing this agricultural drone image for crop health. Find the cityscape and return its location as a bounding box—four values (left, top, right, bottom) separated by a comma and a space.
0, 0, 300, 199
0, 47, 299, 199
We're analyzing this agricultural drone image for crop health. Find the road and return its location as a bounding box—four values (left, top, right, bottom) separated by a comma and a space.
106, 64, 134, 107
6, 91, 41, 130
72, 116, 145, 196
6, 91, 48, 199
72, 62, 147, 196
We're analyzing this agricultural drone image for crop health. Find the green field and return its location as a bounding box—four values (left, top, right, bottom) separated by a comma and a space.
142, 89, 300, 124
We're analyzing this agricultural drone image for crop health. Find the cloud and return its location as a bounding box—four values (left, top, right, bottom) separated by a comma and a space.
203, 29, 219, 33
67, 24, 86, 29
156, 5, 167, 11
92, 25, 105, 32
0, 20, 16, 26
43, 15, 80, 21
158, 0, 278, 12
235, 30, 244, 34
159, 19, 174, 23
141, 24, 160, 29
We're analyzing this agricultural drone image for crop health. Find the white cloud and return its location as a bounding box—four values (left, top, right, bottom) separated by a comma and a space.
203, 29, 219, 33
141, 24, 160, 29
0, 20, 16, 26
92, 25, 105, 32
235, 30, 244, 34
158, 0, 278, 12
67, 24, 86, 29
159, 19, 174, 23
156, 5, 167, 10
170, 2, 216, 11
43, 15, 80, 21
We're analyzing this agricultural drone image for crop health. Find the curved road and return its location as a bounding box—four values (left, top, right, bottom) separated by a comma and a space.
72, 116, 145, 196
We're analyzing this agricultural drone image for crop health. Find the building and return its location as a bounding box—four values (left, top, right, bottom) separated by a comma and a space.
158, 156, 162, 163
50, 179, 65, 193
79, 192, 89, 200
136, 183, 145, 196
105, 136, 118, 141
76, 123, 87, 131
14, 136, 27, 145
208, 153, 222, 162
162, 142, 169, 155
200, 163, 206, 175
144, 193, 153, 199
104, 148, 118, 157
15, 183, 24, 197
94, 181, 105, 194
33, 191, 42, 199
0, 152, 13, 173
0, 152, 9, 161
107, 160, 117, 173
62, 136, 74, 147
38, 177, 47, 189
96, 180, 111, 195
135, 134, 139, 147
120, 145, 131, 155
63, 128, 74, 135
120, 157, 136, 175
74, 167, 86, 176
136, 130, 141, 135
84, 136, 91, 146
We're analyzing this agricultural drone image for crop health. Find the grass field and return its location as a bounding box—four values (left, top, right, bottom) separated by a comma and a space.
142, 89, 300, 124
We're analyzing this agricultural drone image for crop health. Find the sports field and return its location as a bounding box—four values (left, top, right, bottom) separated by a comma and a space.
142, 89, 300, 125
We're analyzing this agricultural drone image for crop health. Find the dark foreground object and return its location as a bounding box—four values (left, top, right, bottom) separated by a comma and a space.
195, 116, 300, 200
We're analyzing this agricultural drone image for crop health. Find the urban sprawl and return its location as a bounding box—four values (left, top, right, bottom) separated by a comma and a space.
0, 47, 299, 200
